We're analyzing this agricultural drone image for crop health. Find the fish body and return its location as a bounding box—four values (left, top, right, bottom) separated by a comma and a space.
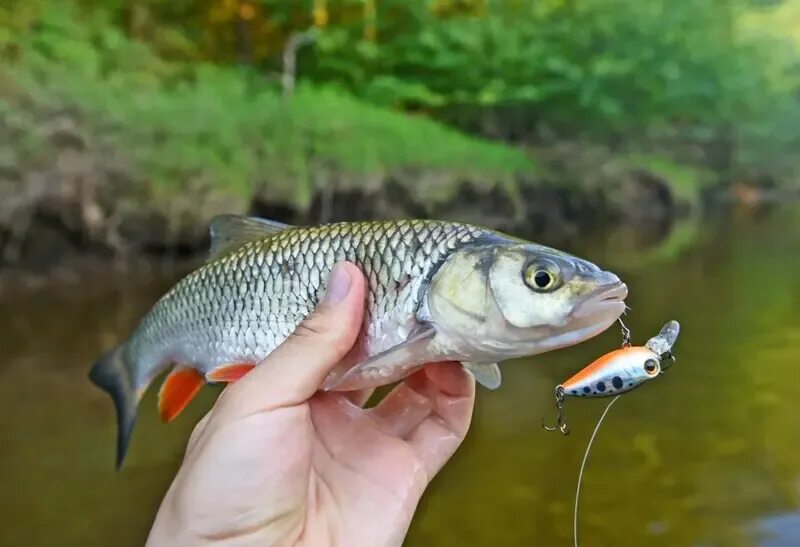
90, 215, 628, 467
117, 218, 485, 392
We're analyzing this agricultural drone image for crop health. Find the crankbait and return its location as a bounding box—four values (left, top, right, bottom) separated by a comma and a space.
543, 320, 680, 435
543, 319, 681, 547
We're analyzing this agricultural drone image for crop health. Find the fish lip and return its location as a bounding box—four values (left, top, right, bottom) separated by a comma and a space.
596, 282, 628, 302
571, 282, 628, 319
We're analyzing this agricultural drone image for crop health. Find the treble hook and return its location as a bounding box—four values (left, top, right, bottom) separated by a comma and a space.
542, 385, 570, 435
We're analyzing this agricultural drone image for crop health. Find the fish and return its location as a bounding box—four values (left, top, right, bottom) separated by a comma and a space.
560, 320, 680, 397
89, 215, 628, 467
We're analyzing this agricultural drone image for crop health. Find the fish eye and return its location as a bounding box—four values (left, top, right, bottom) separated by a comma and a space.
534, 270, 553, 288
524, 261, 561, 292
643, 358, 660, 376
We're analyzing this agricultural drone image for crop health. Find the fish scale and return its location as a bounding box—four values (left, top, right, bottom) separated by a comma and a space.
124, 219, 485, 388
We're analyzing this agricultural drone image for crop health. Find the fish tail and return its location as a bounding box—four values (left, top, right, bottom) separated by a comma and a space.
88, 346, 140, 470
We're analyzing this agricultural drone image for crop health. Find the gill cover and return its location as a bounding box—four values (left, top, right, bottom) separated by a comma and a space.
426, 246, 494, 328
488, 248, 577, 328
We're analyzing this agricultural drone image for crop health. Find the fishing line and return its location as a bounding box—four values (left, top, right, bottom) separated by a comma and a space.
573, 394, 621, 547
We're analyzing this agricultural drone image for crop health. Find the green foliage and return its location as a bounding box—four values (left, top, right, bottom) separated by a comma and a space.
1, 4, 533, 212
308, 1, 798, 134
312, 0, 800, 184
2, 0, 800, 197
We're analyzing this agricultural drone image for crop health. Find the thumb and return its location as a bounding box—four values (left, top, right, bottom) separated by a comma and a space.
218, 262, 367, 415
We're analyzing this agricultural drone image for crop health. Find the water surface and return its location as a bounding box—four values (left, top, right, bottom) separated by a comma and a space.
1, 207, 799, 546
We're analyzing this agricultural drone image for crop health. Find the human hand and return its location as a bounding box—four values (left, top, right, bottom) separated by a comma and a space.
146, 262, 476, 547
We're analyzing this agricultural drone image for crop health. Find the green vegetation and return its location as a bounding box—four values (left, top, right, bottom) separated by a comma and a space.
1, 3, 532, 214
7, 0, 798, 178
1, 0, 799, 259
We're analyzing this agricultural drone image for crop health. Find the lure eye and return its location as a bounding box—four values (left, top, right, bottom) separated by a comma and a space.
524, 261, 561, 292
643, 358, 660, 376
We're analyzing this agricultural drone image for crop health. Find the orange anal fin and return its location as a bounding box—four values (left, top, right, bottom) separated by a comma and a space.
206, 363, 256, 383
158, 366, 205, 423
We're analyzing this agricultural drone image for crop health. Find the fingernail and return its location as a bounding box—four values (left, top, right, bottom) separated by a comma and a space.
323, 263, 352, 304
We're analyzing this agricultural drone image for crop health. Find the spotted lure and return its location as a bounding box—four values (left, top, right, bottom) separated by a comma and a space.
543, 320, 680, 435
90, 215, 628, 467
543, 320, 681, 547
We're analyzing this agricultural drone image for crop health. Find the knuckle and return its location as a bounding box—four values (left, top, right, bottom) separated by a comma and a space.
292, 318, 327, 339
287, 308, 355, 355
291, 306, 339, 341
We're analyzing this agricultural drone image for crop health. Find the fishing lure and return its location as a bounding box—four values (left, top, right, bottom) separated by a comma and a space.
543, 319, 681, 547
543, 320, 680, 435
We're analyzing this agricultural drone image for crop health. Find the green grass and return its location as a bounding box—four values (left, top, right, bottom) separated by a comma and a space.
0, 6, 535, 213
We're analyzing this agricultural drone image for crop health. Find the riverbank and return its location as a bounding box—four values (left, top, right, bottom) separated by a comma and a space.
0, 89, 785, 271
0, 141, 720, 268
2, 6, 794, 271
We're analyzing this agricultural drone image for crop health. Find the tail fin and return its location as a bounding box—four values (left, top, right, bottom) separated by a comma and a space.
88, 347, 139, 469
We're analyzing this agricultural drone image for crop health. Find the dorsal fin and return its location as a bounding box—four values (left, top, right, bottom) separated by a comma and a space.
208, 215, 293, 260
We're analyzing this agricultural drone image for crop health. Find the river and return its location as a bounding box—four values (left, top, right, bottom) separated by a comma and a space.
1, 206, 799, 546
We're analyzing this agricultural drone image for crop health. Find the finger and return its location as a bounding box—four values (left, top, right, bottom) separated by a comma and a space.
308, 392, 396, 460
419, 362, 475, 410
184, 411, 212, 456
344, 388, 375, 407
368, 373, 434, 438
406, 363, 475, 478
309, 392, 429, 501
368, 362, 462, 438
218, 262, 367, 416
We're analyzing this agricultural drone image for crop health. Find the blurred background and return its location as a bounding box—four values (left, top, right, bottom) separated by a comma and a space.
1, 1, 799, 546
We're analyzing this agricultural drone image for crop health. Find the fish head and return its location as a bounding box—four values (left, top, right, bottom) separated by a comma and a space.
426, 242, 628, 360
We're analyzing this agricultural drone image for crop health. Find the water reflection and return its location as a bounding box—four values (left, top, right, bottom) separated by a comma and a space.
1, 208, 798, 547
755, 512, 800, 547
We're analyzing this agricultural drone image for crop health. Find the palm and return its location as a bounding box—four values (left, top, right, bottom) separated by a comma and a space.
299, 365, 474, 546
157, 365, 473, 547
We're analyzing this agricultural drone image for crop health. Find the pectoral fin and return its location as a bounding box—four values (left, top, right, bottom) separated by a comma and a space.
462, 362, 502, 390
158, 366, 205, 423
322, 325, 437, 391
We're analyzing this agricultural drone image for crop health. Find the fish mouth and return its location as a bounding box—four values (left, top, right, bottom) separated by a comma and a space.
571, 282, 628, 320
508, 280, 628, 356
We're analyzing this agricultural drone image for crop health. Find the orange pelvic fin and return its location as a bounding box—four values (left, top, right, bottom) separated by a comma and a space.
206, 363, 256, 383
158, 366, 205, 423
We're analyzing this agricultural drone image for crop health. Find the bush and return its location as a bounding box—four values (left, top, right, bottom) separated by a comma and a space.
0, 3, 534, 213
